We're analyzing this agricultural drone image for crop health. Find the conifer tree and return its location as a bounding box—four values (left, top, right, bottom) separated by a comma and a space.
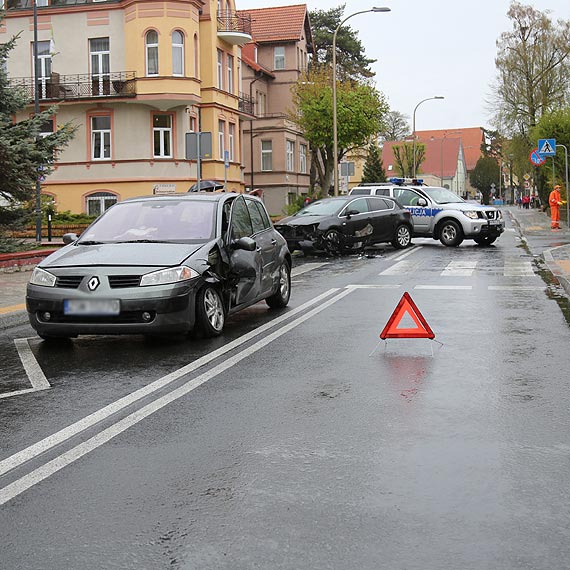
0, 31, 75, 249
361, 143, 386, 183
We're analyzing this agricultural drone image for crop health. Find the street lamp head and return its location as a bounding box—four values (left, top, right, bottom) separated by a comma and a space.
372, 7, 391, 12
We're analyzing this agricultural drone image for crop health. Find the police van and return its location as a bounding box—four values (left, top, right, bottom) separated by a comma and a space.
349, 178, 504, 246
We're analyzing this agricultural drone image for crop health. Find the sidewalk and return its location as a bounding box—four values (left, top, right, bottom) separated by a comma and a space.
1, 208, 570, 329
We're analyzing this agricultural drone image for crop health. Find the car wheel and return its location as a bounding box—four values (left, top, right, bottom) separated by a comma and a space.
392, 224, 412, 249
474, 236, 497, 246
266, 260, 291, 309
195, 285, 225, 337
439, 220, 463, 247
323, 229, 344, 255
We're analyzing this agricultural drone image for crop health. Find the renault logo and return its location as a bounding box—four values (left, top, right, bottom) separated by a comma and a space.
87, 276, 100, 291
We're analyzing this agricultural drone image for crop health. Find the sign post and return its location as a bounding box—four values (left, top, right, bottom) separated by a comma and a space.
556, 144, 570, 228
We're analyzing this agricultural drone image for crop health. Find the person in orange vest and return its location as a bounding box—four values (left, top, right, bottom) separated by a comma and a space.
549, 184, 563, 230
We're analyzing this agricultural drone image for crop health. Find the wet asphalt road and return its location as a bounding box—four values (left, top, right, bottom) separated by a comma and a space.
1, 214, 570, 570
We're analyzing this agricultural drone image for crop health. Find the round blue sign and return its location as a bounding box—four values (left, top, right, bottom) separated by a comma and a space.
529, 148, 546, 166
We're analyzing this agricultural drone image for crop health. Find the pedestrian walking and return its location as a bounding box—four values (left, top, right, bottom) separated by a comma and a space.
549, 184, 563, 230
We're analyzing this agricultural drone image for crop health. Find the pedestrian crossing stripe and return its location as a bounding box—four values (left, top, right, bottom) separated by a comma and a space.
380, 292, 435, 340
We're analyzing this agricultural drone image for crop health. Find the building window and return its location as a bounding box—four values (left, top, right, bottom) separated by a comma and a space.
261, 140, 272, 171
33, 40, 51, 100
228, 123, 235, 162
91, 115, 111, 160
217, 49, 223, 89
172, 30, 184, 76
39, 118, 55, 138
86, 192, 117, 217
146, 30, 159, 76
286, 140, 295, 171
299, 143, 307, 174
89, 37, 110, 96
227, 54, 234, 94
274, 46, 285, 70
153, 114, 172, 158
218, 120, 225, 160
193, 34, 199, 78
256, 91, 266, 116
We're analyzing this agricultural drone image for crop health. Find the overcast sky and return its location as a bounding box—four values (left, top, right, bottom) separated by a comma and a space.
238, 0, 570, 131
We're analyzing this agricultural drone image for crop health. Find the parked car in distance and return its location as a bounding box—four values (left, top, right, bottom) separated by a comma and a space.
26, 193, 291, 340
274, 196, 413, 254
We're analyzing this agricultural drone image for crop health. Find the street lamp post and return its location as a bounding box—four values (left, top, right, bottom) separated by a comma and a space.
556, 144, 570, 228
33, 0, 42, 244
412, 96, 444, 178
332, 6, 390, 196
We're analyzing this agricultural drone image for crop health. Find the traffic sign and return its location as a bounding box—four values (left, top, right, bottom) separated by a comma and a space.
538, 138, 556, 156
523, 173, 531, 180
379, 292, 435, 340
529, 148, 546, 166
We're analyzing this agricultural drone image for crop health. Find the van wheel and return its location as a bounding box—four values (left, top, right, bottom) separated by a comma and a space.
392, 224, 412, 249
439, 220, 463, 247
195, 286, 225, 337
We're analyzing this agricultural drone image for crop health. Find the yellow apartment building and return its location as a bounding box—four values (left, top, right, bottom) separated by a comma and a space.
3, 0, 253, 215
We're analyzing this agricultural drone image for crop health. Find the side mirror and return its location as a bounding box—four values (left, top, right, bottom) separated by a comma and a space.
345, 209, 359, 218
417, 198, 428, 207
231, 236, 257, 251
62, 233, 78, 245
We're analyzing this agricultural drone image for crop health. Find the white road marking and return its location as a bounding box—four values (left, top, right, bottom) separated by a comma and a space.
346, 284, 401, 289
379, 259, 423, 276
0, 288, 340, 479
504, 261, 535, 277
0, 340, 51, 400
415, 285, 473, 290
291, 263, 327, 277
390, 245, 421, 262
488, 285, 545, 291
0, 287, 355, 505
441, 261, 478, 277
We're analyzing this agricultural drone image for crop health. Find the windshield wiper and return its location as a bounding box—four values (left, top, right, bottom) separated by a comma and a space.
114, 239, 172, 244
77, 240, 106, 245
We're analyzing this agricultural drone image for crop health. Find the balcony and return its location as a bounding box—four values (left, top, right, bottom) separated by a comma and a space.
217, 10, 252, 46
238, 92, 254, 116
6, 0, 119, 8
9, 71, 136, 103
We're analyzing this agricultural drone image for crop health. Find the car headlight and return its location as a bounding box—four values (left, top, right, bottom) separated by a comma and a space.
29, 267, 56, 287
462, 210, 479, 219
140, 265, 198, 287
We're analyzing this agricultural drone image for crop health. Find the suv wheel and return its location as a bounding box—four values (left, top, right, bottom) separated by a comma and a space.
439, 220, 463, 247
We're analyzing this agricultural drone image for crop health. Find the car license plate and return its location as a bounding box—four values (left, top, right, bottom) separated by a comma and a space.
64, 299, 120, 315
488, 219, 502, 226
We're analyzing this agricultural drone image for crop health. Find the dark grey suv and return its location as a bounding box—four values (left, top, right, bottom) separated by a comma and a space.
27, 193, 291, 340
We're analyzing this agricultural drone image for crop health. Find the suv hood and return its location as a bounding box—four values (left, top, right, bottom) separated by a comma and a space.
39, 242, 205, 268
431, 202, 498, 212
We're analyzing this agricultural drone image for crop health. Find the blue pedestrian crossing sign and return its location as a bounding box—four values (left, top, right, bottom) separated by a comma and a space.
538, 138, 556, 156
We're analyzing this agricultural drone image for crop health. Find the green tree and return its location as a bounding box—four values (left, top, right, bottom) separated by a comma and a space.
309, 4, 376, 82
470, 157, 500, 205
531, 107, 570, 200
291, 68, 388, 194
0, 32, 76, 251
361, 143, 386, 183
392, 142, 425, 177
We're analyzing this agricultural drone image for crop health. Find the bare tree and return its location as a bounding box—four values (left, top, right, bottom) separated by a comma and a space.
491, 2, 570, 137
380, 110, 410, 142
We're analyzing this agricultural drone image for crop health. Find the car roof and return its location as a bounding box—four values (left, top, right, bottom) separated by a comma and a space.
120, 192, 246, 204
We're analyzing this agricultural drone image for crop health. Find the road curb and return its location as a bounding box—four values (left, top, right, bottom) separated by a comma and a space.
542, 247, 570, 297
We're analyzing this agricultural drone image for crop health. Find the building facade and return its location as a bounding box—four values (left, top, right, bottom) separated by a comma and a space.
238, 4, 313, 216
3, 0, 252, 215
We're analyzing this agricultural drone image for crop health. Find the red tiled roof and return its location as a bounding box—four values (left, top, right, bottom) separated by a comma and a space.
241, 48, 275, 77
382, 138, 462, 179
238, 4, 309, 43
415, 127, 484, 171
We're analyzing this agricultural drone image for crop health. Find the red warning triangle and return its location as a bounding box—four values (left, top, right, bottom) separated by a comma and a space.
380, 292, 435, 340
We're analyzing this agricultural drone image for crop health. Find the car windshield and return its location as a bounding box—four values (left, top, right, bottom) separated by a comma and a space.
295, 198, 346, 216
421, 187, 465, 204
78, 199, 216, 244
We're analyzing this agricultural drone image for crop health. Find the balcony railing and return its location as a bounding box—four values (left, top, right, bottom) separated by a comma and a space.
9, 71, 136, 102
238, 92, 254, 115
6, 0, 119, 9
217, 10, 252, 46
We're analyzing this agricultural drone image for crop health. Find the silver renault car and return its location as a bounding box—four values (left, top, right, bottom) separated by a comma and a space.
26, 193, 291, 340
